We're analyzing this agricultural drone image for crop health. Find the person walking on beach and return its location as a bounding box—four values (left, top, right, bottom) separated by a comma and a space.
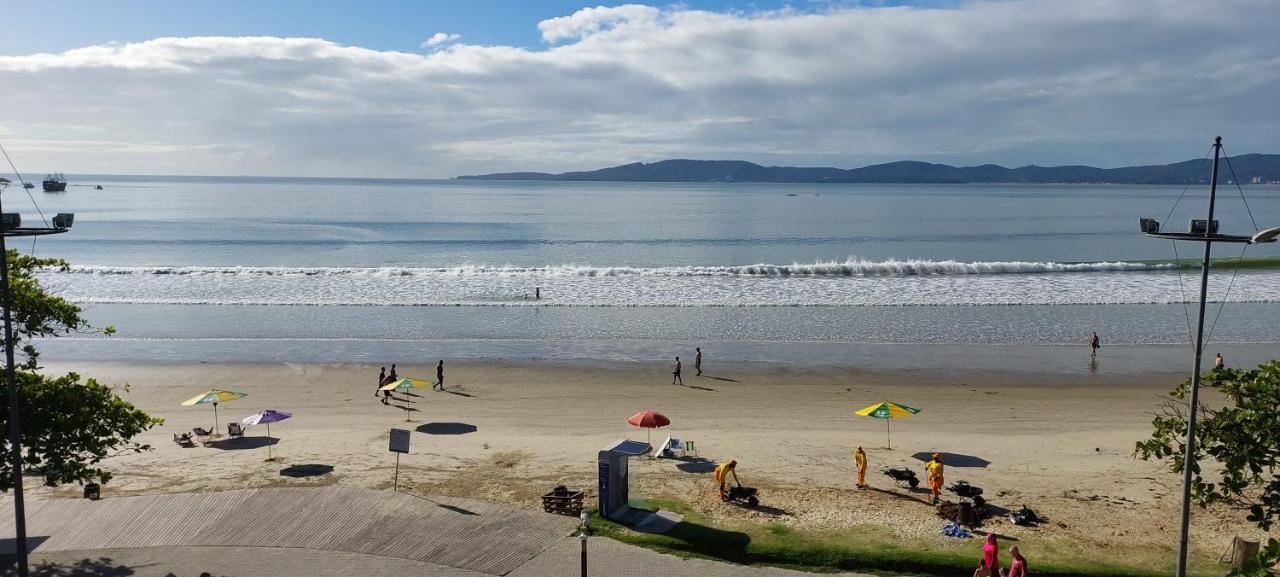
1214, 353, 1224, 370
377, 367, 388, 404
980, 533, 1001, 577
1005, 546, 1027, 577
695, 347, 703, 376
672, 357, 683, 385
435, 360, 445, 391
1089, 331, 1100, 359
925, 453, 945, 505
854, 445, 868, 489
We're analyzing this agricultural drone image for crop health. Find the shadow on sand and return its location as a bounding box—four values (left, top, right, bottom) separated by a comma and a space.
674, 458, 718, 474
443, 389, 474, 397
866, 486, 933, 506
911, 452, 990, 468
279, 464, 334, 478
703, 376, 739, 382
415, 422, 477, 435
205, 436, 278, 450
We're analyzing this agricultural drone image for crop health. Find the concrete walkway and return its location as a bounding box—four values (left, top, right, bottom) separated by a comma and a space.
1, 487, 876, 577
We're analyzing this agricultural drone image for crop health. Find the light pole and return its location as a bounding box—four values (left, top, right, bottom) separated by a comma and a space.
578, 510, 589, 577
1140, 136, 1280, 577
0, 185, 74, 577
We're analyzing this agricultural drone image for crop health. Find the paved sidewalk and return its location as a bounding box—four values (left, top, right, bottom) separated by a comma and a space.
1, 488, 878, 577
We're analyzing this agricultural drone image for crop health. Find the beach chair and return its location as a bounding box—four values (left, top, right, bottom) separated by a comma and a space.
658, 437, 682, 459
227, 422, 245, 439
192, 427, 213, 444
173, 432, 196, 448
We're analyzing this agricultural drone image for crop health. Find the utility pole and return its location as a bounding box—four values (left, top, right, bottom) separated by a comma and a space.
0, 186, 73, 577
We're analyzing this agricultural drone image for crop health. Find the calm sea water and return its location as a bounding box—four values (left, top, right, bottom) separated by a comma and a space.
8, 176, 1280, 368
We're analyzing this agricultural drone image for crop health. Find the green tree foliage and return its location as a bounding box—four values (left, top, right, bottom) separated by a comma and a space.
0, 250, 160, 490
1135, 362, 1280, 573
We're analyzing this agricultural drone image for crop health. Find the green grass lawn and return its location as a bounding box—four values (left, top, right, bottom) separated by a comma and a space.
589, 499, 1220, 577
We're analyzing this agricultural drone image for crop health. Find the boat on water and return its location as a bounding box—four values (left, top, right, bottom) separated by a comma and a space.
42, 173, 67, 192
22, 182, 34, 189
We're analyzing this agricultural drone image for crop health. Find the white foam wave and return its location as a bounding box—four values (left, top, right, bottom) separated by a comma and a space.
66, 259, 1172, 278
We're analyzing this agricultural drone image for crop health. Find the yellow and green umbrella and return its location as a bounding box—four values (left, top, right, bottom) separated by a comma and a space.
181, 389, 247, 434
854, 401, 920, 449
380, 378, 432, 421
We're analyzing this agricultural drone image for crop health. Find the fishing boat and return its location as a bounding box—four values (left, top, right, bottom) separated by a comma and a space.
42, 173, 66, 192
22, 182, 33, 189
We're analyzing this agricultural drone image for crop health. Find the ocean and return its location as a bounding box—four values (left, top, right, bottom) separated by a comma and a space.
10, 176, 1280, 370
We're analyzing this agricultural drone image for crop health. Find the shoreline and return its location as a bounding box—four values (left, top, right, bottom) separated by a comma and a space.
35, 338, 1277, 376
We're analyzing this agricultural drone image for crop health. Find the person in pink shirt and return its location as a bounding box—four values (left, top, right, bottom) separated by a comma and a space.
1006, 546, 1027, 577
981, 533, 1001, 576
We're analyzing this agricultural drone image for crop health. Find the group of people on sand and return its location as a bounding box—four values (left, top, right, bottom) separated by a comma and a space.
375, 361, 447, 404
671, 347, 703, 385
976, 533, 1028, 577
853, 449, 1028, 575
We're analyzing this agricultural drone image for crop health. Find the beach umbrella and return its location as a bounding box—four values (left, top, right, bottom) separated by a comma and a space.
181, 389, 247, 434
380, 378, 432, 421
242, 409, 292, 461
854, 401, 920, 449
627, 410, 670, 446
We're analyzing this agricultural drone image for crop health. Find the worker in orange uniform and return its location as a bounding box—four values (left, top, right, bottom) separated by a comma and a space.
854, 446, 868, 489
925, 452, 945, 505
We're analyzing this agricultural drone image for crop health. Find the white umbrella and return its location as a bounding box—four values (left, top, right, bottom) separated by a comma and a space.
242, 409, 292, 461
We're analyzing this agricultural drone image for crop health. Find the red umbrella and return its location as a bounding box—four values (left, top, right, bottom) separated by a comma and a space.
627, 410, 670, 446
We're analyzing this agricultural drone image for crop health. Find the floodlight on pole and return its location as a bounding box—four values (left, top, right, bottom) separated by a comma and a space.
1139, 136, 1277, 577
0, 188, 73, 577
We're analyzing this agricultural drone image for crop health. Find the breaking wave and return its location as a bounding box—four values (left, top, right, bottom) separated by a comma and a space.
65, 259, 1173, 278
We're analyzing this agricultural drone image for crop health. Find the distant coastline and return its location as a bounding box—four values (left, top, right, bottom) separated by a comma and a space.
457, 154, 1280, 185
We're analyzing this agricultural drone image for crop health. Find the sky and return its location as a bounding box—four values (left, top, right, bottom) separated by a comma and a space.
0, 0, 1276, 177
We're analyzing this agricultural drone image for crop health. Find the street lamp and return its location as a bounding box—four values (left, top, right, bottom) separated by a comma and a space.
578, 510, 589, 577
0, 186, 74, 577
1140, 136, 1278, 577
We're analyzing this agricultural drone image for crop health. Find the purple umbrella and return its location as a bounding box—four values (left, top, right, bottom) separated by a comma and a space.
242, 409, 292, 461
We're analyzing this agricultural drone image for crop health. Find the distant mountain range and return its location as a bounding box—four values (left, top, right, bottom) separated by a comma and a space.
458, 154, 1280, 184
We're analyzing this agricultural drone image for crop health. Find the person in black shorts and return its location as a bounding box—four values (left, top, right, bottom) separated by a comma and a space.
672, 357, 683, 385
435, 360, 445, 391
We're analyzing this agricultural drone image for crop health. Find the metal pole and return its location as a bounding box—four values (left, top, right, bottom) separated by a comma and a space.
394, 452, 400, 491
1, 190, 29, 577
580, 532, 587, 577
1176, 136, 1221, 577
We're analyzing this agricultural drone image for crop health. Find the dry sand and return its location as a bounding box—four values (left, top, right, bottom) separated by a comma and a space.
33, 359, 1268, 569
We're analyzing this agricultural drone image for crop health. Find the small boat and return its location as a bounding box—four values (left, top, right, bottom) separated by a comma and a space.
42, 173, 67, 192
22, 182, 33, 189
94, 185, 103, 190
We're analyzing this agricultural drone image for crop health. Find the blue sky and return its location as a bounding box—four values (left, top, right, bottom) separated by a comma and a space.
0, 1, 930, 55
0, 1, 1276, 177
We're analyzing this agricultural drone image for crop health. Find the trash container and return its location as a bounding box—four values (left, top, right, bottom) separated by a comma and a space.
83, 482, 101, 500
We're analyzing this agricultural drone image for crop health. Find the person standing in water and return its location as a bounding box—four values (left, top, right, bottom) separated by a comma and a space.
1089, 331, 1100, 359
1214, 353, 1225, 370
672, 357, 683, 385
694, 347, 703, 376
435, 360, 445, 391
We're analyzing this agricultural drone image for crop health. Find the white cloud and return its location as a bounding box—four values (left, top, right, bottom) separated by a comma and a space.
537, 4, 660, 43
421, 32, 462, 48
0, 1, 1278, 177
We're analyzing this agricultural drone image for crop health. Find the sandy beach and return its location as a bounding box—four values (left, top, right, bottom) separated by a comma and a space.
28, 357, 1266, 571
